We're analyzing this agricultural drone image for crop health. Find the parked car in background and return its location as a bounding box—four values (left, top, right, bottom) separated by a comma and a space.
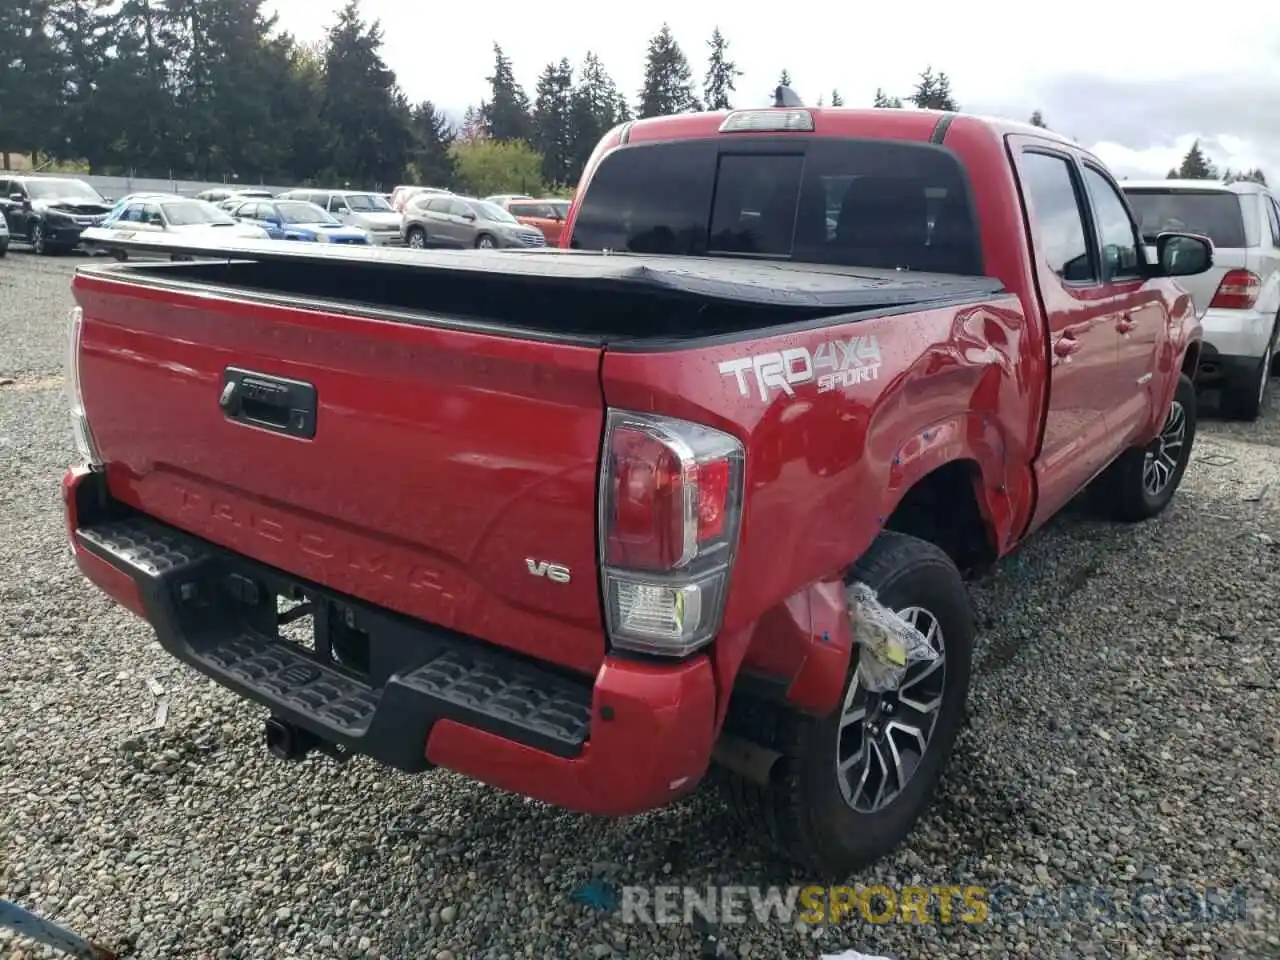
214, 189, 276, 212
483, 193, 533, 205
1122, 179, 1280, 420
198, 187, 274, 205
502, 198, 571, 245
0, 175, 112, 255
277, 189, 403, 245
401, 194, 545, 249
390, 185, 452, 212
229, 198, 371, 244
91, 194, 269, 259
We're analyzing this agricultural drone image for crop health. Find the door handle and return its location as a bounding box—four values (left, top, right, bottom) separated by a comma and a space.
220, 368, 318, 439
1053, 336, 1081, 360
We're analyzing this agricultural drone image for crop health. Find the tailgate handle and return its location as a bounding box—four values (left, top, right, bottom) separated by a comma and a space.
220, 368, 317, 439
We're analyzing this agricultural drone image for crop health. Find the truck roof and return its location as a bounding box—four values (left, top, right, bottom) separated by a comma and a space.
1122, 178, 1266, 195
618, 106, 1082, 151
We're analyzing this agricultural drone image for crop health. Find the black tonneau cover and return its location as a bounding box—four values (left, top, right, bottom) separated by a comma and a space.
81, 228, 1004, 311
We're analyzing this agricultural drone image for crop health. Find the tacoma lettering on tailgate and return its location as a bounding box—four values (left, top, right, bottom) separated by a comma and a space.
718, 335, 882, 402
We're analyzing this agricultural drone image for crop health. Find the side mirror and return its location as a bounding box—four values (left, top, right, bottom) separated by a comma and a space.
1157, 232, 1213, 277
265, 216, 282, 228
462, 212, 476, 221
9, 193, 24, 203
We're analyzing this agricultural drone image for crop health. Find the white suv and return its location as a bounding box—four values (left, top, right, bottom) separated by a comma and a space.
1123, 179, 1280, 420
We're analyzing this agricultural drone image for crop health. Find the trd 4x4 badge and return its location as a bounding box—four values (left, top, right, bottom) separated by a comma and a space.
718, 335, 883, 402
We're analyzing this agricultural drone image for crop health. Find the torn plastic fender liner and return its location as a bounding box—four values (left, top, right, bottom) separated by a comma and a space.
847, 581, 939, 692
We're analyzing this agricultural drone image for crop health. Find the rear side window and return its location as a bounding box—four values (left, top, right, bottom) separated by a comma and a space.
571, 138, 983, 275
1018, 152, 1093, 283
1265, 195, 1280, 247
1123, 189, 1247, 248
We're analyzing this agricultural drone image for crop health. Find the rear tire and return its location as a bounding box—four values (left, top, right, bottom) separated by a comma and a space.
406, 226, 427, 249
1220, 337, 1273, 422
1094, 373, 1197, 522
0, 242, 7, 258
719, 531, 974, 879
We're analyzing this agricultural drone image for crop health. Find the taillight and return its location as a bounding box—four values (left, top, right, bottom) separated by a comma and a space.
1209, 269, 1260, 310
599, 410, 745, 657
66, 305, 101, 467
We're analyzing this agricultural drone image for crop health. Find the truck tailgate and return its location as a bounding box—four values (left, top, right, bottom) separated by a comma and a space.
72, 272, 608, 675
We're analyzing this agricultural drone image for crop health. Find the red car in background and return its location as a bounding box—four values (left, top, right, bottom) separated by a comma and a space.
502, 197, 571, 245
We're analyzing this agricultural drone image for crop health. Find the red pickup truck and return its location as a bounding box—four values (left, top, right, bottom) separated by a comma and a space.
67, 106, 1211, 878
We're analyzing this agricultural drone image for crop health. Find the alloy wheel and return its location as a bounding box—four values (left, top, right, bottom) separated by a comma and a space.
1142, 400, 1187, 497
836, 606, 947, 813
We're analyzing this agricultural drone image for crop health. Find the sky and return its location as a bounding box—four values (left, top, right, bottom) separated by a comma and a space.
263, 0, 1280, 181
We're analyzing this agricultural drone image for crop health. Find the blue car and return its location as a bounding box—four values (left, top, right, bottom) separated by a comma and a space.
227, 198, 371, 245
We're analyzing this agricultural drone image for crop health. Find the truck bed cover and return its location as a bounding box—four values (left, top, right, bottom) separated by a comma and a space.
80, 228, 1005, 312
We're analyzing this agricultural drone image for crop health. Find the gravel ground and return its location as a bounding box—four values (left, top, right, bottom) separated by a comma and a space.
1, 249, 1277, 960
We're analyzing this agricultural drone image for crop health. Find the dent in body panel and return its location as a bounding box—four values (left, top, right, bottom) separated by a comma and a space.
600, 294, 1038, 651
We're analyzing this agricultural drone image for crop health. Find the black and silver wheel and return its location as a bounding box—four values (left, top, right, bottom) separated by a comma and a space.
1221, 335, 1274, 422
0, 241, 7, 258
1094, 372, 1197, 522
406, 226, 427, 249
31, 221, 49, 255
475, 234, 496, 249
836, 605, 947, 814
720, 531, 973, 879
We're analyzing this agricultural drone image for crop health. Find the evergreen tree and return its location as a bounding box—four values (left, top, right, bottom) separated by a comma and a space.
872, 87, 903, 108
409, 100, 457, 188
776, 69, 792, 90
1176, 140, 1214, 179
702, 27, 739, 110
532, 57, 574, 186
568, 51, 627, 182
460, 105, 487, 142
1029, 110, 1047, 128
0, 1, 63, 163
1223, 167, 1267, 186
47, 0, 114, 169
90, 0, 182, 174
484, 44, 533, 142
910, 66, 958, 111
637, 24, 700, 118
319, 0, 411, 187
830, 89, 844, 107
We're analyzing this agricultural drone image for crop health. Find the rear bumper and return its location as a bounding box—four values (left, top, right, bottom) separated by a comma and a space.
1199, 307, 1275, 366
63, 466, 717, 816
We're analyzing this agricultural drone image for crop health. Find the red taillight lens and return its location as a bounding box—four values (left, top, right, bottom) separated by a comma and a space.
606, 428, 686, 569
1210, 269, 1260, 310
599, 411, 745, 656
696, 459, 731, 542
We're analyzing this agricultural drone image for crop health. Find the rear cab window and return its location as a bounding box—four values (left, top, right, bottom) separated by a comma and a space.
570, 138, 984, 275
1122, 188, 1252, 249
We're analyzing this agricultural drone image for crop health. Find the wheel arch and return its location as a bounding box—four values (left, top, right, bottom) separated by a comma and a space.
882, 459, 1000, 577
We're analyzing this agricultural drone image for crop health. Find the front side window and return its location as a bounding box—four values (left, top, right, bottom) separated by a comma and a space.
570, 138, 983, 275
1081, 165, 1142, 279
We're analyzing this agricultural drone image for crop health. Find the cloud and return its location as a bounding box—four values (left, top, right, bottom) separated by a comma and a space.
968, 71, 1280, 179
